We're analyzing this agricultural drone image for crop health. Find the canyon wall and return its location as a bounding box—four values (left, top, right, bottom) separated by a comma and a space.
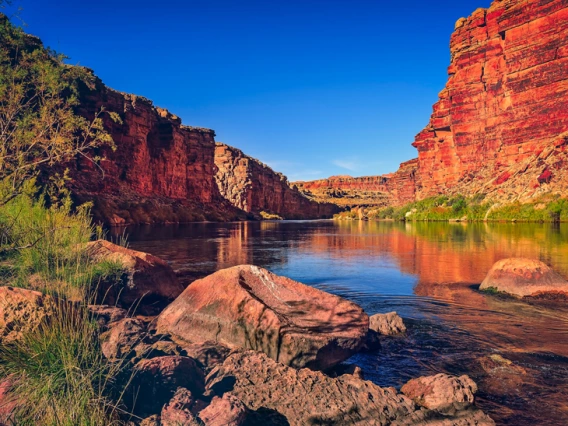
294, 159, 418, 208
69, 79, 245, 225
299, 0, 568, 207
67, 75, 338, 224
215, 144, 340, 219
413, 0, 568, 201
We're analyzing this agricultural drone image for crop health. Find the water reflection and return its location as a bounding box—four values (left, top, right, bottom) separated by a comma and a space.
119, 220, 568, 425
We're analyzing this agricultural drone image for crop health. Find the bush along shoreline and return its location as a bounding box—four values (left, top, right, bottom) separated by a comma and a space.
334, 194, 568, 223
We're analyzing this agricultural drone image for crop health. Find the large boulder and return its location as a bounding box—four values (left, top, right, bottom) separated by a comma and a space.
480, 258, 568, 298
0, 286, 56, 343
157, 265, 368, 370
401, 374, 478, 412
205, 351, 495, 426
86, 240, 184, 313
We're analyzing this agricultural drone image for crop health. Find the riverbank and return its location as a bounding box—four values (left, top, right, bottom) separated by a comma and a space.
334, 194, 568, 223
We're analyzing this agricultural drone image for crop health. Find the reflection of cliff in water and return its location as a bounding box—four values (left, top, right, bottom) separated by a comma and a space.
302, 221, 568, 285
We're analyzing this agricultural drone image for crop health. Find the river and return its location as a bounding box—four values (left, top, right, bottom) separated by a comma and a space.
115, 220, 568, 425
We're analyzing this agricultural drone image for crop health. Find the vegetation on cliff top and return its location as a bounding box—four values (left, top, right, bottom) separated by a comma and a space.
334, 194, 568, 223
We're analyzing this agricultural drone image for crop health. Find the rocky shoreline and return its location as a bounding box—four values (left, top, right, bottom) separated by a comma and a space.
0, 241, 501, 425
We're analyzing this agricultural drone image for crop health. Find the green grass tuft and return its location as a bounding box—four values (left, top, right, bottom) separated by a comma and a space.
0, 303, 123, 425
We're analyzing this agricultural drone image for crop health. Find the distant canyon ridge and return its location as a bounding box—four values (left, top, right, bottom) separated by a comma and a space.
63, 0, 568, 223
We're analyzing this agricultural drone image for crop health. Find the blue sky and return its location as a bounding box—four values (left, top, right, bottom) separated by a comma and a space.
11, 0, 490, 181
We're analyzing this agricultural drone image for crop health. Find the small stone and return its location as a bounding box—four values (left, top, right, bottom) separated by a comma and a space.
401, 373, 478, 412
369, 312, 406, 335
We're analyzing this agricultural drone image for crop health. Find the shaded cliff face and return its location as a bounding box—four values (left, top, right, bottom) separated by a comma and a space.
294, 159, 418, 207
214, 144, 340, 219
69, 80, 245, 225
413, 0, 568, 201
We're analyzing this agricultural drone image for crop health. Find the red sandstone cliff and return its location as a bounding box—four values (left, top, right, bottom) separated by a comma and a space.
68, 78, 245, 225
298, 0, 568, 206
413, 0, 568, 201
66, 74, 338, 224
215, 144, 340, 219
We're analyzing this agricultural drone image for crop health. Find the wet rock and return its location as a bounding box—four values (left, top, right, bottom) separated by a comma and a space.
0, 286, 56, 343
86, 240, 184, 313
401, 373, 477, 412
361, 329, 382, 352
369, 311, 407, 335
157, 265, 368, 370
205, 351, 493, 425
88, 305, 127, 329
480, 258, 568, 299
130, 356, 205, 417
100, 317, 146, 360
199, 393, 248, 426
478, 354, 527, 395
161, 388, 202, 426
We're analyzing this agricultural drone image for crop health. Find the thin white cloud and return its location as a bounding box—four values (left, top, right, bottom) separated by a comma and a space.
332, 159, 359, 172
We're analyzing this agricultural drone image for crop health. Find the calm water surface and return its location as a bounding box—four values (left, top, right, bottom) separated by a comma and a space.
117, 220, 568, 426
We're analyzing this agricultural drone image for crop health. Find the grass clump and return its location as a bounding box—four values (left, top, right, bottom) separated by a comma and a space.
0, 303, 122, 425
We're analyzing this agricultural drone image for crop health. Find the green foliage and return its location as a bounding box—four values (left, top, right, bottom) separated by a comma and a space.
0, 14, 118, 204
260, 211, 283, 220
351, 194, 568, 223
0, 180, 108, 298
0, 303, 122, 425
481, 286, 501, 295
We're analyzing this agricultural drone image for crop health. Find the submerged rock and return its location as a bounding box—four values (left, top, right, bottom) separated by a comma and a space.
369, 311, 407, 335
205, 351, 494, 426
86, 240, 184, 313
401, 373, 478, 412
480, 258, 568, 299
157, 265, 368, 370
0, 286, 56, 343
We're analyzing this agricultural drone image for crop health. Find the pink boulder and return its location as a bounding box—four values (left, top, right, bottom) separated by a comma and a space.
480, 258, 568, 298
157, 265, 368, 370
86, 240, 184, 312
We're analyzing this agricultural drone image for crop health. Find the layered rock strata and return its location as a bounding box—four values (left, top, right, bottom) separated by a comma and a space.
214, 143, 340, 219
299, 0, 568, 207
413, 0, 568, 200
68, 79, 246, 225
